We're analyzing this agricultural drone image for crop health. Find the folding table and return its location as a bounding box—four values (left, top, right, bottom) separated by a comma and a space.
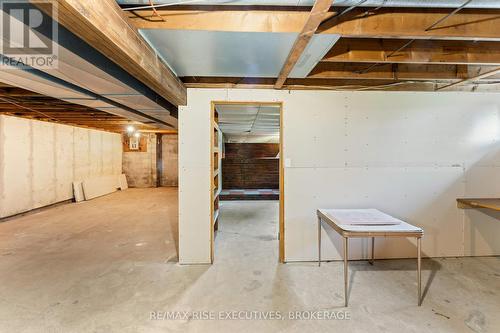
317, 208, 424, 307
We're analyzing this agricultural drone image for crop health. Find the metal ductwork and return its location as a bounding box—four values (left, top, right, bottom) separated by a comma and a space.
117, 0, 500, 9
0, 4, 178, 129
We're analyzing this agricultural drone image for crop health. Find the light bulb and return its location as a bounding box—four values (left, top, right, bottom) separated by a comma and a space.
126, 125, 135, 133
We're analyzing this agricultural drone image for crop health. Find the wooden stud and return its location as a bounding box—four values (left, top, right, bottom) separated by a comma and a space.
275, 0, 333, 89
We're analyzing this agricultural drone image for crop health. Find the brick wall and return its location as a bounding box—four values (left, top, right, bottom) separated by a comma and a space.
222, 143, 279, 189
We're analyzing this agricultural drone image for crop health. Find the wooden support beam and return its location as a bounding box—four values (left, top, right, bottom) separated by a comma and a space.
0, 87, 43, 97
323, 38, 500, 65
308, 63, 500, 81
36, 0, 187, 106
126, 8, 500, 41
274, 0, 333, 89
181, 76, 500, 92
437, 66, 500, 90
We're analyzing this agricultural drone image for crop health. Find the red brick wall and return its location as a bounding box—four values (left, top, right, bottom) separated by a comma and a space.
222, 143, 279, 189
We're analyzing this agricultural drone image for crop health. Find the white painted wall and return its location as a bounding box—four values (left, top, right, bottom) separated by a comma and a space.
0, 115, 122, 218
179, 88, 500, 264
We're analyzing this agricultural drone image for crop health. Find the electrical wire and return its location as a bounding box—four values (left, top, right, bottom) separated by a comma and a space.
122, 0, 210, 11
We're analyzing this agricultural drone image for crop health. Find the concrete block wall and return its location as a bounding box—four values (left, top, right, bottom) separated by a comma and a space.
122, 133, 157, 187
0, 115, 122, 218
161, 134, 178, 187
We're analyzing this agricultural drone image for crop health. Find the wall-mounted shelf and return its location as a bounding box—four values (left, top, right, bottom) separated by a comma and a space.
457, 198, 500, 212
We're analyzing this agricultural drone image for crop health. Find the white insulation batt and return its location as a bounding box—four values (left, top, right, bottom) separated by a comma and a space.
179, 88, 500, 264
0, 115, 122, 218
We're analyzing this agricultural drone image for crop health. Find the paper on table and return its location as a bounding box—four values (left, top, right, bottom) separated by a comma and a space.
326, 209, 402, 225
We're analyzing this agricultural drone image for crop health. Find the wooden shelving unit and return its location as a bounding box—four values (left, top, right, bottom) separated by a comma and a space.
210, 105, 222, 262
457, 198, 500, 212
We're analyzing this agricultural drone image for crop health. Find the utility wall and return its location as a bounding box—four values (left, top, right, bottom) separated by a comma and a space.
122, 133, 157, 187
179, 88, 500, 264
122, 133, 178, 187
0, 115, 122, 218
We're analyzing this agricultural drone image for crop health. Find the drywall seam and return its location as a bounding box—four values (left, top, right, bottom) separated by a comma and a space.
28, 120, 34, 210
53, 124, 58, 204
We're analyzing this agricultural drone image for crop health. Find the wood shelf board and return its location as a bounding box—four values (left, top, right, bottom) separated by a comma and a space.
213, 121, 220, 131
457, 198, 500, 212
214, 209, 220, 223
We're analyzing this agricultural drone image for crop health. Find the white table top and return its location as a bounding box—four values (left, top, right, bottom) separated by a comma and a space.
318, 208, 423, 235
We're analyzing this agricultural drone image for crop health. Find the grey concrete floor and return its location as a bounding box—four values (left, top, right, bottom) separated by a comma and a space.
0, 188, 499, 333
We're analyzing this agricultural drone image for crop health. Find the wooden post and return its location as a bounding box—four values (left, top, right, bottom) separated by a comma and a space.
156, 133, 163, 188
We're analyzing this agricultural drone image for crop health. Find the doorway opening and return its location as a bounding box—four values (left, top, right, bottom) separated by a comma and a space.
211, 102, 284, 263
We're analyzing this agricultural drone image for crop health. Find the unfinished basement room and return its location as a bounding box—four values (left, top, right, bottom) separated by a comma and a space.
0, 0, 499, 332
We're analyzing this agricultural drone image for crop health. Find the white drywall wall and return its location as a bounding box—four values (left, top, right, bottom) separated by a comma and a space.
178, 88, 500, 264
0, 115, 122, 218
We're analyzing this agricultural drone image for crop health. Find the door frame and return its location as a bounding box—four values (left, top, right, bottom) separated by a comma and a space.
210, 101, 285, 263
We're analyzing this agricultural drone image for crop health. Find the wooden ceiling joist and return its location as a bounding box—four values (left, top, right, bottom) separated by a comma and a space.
308, 63, 500, 81
0, 87, 151, 132
437, 66, 500, 91
126, 8, 500, 41
323, 38, 500, 65
274, 0, 333, 89
181, 76, 500, 92
36, 0, 187, 106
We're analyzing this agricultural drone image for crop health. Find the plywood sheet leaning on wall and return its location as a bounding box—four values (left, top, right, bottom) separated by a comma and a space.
82, 175, 119, 200
118, 174, 129, 190
73, 181, 85, 203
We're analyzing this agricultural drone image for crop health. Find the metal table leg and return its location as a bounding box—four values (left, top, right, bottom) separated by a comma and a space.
344, 237, 349, 307
417, 237, 422, 306
369, 237, 375, 265
318, 216, 321, 267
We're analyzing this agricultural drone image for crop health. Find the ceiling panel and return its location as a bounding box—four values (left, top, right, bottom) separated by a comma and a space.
215, 103, 280, 142
289, 34, 340, 78
141, 30, 298, 77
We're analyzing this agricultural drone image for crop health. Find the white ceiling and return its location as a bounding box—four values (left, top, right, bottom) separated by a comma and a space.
139, 30, 339, 78
215, 103, 280, 143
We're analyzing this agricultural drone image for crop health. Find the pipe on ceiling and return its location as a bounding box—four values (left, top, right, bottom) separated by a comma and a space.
334, 0, 498, 9
117, 0, 500, 10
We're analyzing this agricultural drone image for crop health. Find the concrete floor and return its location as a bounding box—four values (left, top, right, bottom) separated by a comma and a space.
0, 188, 499, 332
